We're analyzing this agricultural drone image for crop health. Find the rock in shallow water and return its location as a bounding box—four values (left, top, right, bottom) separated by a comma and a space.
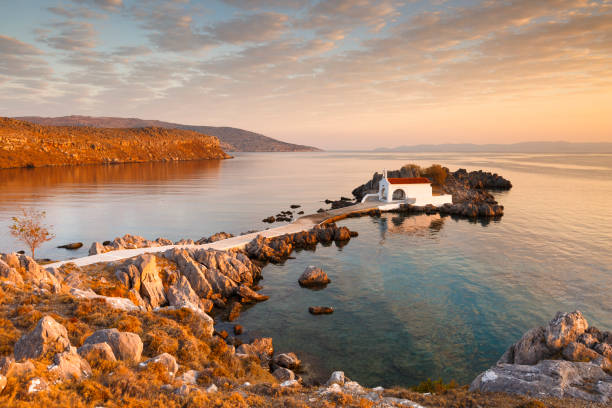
309, 306, 334, 315
298, 266, 330, 287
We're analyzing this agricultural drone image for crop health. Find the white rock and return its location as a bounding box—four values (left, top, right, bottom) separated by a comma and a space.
206, 384, 218, 393
280, 380, 299, 387
326, 370, 345, 386
70, 288, 141, 312
178, 369, 198, 385
343, 381, 365, 394
28, 377, 49, 393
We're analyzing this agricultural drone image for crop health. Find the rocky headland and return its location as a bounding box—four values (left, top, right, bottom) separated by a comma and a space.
0, 117, 230, 169
351, 165, 511, 218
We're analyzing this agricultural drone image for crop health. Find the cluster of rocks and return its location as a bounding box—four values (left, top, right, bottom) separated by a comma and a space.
1, 315, 148, 394
262, 208, 303, 223
325, 197, 356, 210
0, 252, 62, 292
246, 223, 357, 263
315, 371, 425, 408
470, 311, 612, 403
394, 201, 504, 218
453, 168, 512, 190
88, 232, 238, 255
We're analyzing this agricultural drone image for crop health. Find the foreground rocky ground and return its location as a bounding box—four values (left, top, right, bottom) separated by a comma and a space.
1, 223, 609, 407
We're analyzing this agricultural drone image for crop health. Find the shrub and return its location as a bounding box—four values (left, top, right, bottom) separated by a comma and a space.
411, 378, 458, 393
401, 164, 422, 176
423, 164, 447, 186
9, 208, 55, 258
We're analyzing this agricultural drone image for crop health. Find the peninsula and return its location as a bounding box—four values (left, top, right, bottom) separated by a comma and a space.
0, 118, 230, 169
16, 116, 321, 153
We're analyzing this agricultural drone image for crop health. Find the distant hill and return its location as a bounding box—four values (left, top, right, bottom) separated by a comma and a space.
16, 115, 321, 152
0, 117, 229, 169
374, 141, 612, 153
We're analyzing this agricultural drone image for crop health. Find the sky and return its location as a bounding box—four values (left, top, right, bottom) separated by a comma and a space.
0, 0, 611, 150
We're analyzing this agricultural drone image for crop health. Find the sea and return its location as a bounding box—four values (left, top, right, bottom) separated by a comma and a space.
1, 152, 611, 387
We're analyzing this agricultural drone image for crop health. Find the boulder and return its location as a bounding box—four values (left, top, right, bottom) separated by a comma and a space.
27, 377, 49, 393
578, 332, 599, 348
165, 250, 213, 298
0, 374, 6, 393
309, 306, 334, 315
204, 268, 237, 297
595, 343, 612, 359
77, 342, 117, 364
326, 371, 345, 386
272, 367, 295, 382
497, 326, 552, 365
545, 310, 588, 352
139, 353, 178, 377
70, 288, 141, 312
236, 338, 273, 363
0, 259, 23, 285
166, 275, 201, 308
89, 242, 104, 255
562, 341, 601, 362
470, 360, 612, 403
236, 285, 269, 303
273, 352, 300, 370
135, 254, 166, 308
227, 302, 242, 322
83, 329, 143, 363
178, 369, 198, 385
14, 316, 70, 361
14, 255, 60, 291
298, 266, 330, 287
50, 347, 92, 380
57, 242, 83, 250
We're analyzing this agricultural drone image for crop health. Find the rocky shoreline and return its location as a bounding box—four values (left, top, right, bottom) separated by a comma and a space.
2, 169, 610, 406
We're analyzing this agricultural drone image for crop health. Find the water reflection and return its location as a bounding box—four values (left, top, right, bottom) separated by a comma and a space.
378, 213, 445, 240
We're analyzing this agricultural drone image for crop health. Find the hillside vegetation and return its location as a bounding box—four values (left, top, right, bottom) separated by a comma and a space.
0, 118, 230, 169
16, 116, 321, 152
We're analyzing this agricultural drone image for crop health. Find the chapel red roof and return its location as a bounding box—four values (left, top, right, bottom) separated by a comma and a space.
386, 177, 431, 185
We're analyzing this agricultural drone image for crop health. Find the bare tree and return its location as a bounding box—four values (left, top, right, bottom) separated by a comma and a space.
9, 208, 55, 258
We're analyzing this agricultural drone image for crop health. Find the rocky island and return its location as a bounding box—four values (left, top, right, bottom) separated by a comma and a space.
0, 118, 230, 169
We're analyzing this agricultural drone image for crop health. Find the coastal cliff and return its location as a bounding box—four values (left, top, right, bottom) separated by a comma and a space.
0, 118, 230, 169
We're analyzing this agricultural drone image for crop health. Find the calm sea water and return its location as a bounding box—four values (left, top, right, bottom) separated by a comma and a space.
1, 152, 611, 387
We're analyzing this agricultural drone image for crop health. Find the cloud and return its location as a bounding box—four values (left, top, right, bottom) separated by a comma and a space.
221, 0, 307, 9
37, 21, 97, 51
131, 2, 213, 52
300, 0, 398, 36
47, 6, 105, 19
71, 0, 123, 11
0, 35, 52, 78
209, 12, 289, 44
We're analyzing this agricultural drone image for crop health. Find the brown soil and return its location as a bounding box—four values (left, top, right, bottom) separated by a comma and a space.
0, 117, 230, 169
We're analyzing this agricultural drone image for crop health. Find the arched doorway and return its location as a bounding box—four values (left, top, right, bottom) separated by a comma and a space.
392, 189, 405, 200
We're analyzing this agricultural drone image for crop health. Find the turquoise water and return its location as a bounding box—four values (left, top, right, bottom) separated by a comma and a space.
1, 152, 611, 386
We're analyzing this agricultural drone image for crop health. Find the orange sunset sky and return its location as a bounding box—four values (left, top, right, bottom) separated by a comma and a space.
1, 0, 611, 149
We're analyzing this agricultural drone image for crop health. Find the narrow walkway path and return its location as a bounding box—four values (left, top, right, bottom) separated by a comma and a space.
46, 201, 385, 269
